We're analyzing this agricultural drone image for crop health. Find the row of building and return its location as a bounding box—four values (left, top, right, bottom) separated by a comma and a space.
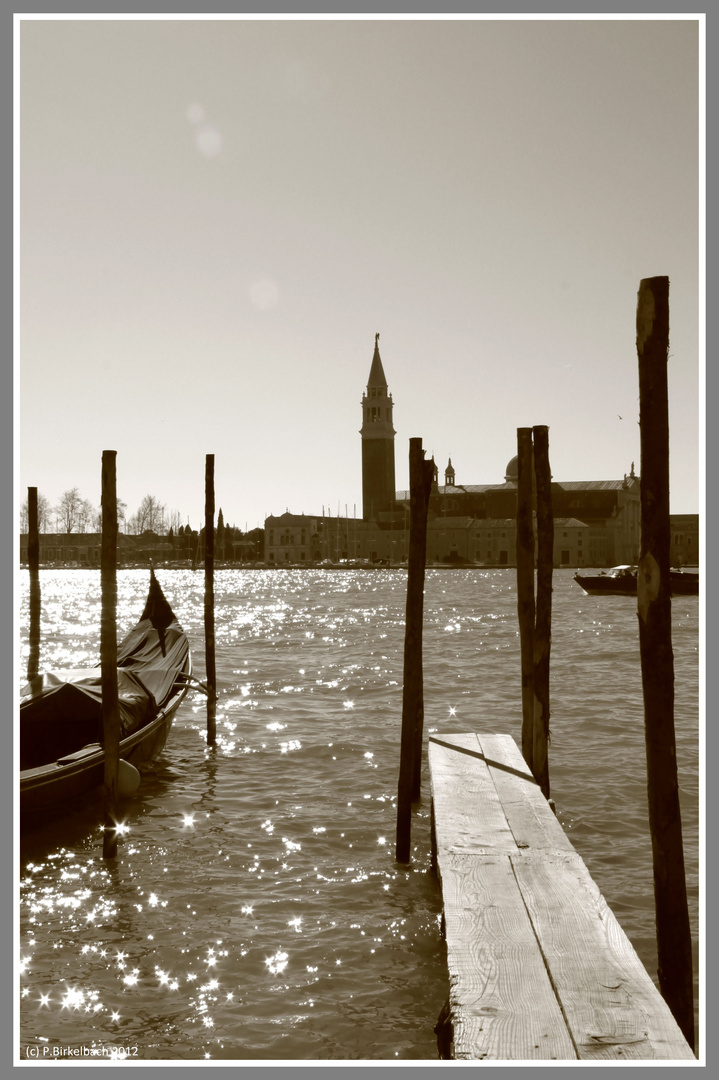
18, 532, 261, 568
264, 503, 699, 570
18, 505, 698, 572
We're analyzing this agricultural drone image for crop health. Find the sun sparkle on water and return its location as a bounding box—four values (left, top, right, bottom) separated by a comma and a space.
18, 569, 698, 1057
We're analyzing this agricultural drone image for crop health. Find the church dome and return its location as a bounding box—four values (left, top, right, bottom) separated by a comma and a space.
504, 455, 519, 482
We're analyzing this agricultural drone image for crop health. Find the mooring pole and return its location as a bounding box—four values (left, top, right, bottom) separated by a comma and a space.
205, 454, 217, 746
532, 425, 552, 800
516, 429, 535, 772
396, 438, 434, 862
101, 451, 120, 860
411, 452, 435, 800
636, 275, 694, 1050
27, 487, 41, 683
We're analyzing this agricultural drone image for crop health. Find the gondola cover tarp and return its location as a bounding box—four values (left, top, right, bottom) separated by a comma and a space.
20, 619, 188, 772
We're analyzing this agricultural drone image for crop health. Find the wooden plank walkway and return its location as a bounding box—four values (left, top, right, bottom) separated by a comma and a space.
428, 732, 695, 1061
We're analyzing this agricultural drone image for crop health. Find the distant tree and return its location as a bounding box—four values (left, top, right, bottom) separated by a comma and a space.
76, 498, 96, 533
93, 498, 127, 533
217, 508, 225, 560
56, 488, 83, 533
20, 492, 52, 533
128, 494, 166, 535
125, 511, 140, 535
247, 527, 264, 561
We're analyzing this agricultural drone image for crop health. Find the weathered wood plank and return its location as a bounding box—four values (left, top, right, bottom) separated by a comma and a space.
429, 734, 515, 855
430, 732, 695, 1061
512, 852, 695, 1060
440, 851, 577, 1060
478, 733, 574, 854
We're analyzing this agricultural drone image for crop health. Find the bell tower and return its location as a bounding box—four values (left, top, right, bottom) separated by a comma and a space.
361, 333, 396, 521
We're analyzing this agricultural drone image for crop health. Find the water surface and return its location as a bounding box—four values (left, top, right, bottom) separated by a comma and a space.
18, 568, 700, 1060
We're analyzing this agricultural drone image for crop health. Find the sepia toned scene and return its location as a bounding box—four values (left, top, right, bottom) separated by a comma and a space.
17, 16, 701, 1063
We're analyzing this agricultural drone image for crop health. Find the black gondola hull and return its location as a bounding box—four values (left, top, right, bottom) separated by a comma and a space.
20, 573, 191, 822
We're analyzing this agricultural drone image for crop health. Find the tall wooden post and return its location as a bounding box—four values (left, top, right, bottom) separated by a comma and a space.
205, 454, 217, 746
636, 276, 694, 1050
27, 487, 41, 683
101, 451, 120, 860
532, 425, 552, 800
516, 429, 535, 771
396, 438, 434, 862
412, 454, 435, 800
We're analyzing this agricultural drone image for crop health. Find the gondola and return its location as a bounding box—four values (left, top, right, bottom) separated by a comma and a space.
573, 565, 699, 597
20, 571, 191, 819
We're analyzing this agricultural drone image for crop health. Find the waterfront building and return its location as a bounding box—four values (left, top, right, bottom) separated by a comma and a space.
18, 530, 261, 568
401, 458, 643, 567
259, 339, 698, 568
669, 513, 700, 567
18, 532, 137, 567
20, 345, 695, 571
264, 514, 323, 565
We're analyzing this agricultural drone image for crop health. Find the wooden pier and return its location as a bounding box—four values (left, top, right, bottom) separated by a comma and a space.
429, 732, 695, 1061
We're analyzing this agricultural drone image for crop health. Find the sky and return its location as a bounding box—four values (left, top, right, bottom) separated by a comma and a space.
18, 16, 702, 532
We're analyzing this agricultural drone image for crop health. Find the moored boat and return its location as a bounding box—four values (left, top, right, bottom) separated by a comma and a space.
669, 569, 700, 595
573, 565, 699, 597
20, 571, 191, 820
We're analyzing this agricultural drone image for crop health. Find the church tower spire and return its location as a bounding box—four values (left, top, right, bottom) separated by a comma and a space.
360, 333, 396, 521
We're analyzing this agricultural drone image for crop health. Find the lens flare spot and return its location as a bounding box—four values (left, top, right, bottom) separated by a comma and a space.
195, 125, 223, 157
250, 276, 279, 311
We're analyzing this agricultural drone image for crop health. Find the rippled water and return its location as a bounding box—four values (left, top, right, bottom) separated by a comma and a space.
17, 568, 700, 1061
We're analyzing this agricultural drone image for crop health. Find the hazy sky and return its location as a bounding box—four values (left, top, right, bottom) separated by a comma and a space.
19, 16, 701, 531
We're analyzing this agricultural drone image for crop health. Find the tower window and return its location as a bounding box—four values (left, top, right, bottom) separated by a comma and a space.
371, 387, 376, 397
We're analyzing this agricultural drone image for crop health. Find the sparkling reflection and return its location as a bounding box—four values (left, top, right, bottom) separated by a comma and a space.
18, 568, 699, 1058
265, 951, 289, 975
